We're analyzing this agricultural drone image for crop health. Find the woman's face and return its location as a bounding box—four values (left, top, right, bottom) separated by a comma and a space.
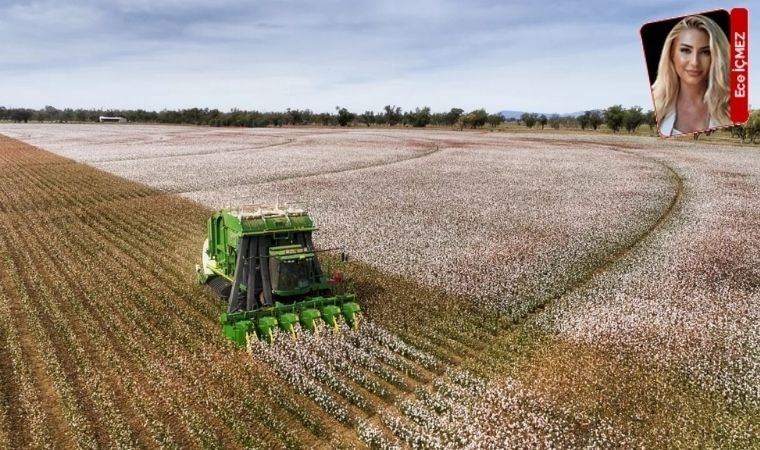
672, 28, 711, 87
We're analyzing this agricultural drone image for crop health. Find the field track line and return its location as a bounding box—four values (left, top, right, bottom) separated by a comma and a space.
476, 140, 684, 344
260, 137, 443, 183
531, 142, 684, 315
95, 137, 295, 163
175, 136, 444, 195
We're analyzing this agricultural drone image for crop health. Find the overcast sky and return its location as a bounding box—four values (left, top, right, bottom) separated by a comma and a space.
1, 0, 755, 113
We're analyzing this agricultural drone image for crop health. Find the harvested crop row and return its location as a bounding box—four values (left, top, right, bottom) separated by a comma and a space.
0, 135, 342, 448
0, 282, 56, 448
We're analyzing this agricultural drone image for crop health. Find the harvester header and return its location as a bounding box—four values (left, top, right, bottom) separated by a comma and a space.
198, 202, 360, 345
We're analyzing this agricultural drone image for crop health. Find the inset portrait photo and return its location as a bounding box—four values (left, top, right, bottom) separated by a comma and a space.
641, 10, 737, 137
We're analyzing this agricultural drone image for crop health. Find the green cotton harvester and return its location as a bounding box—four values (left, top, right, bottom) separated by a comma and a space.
197, 202, 360, 346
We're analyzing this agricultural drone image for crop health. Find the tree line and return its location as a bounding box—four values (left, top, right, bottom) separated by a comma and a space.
519, 106, 655, 133
0, 105, 505, 129
0, 104, 669, 134
2, 104, 759, 142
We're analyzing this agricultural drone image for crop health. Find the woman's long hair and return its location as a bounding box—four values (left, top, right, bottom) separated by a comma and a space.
651, 15, 731, 125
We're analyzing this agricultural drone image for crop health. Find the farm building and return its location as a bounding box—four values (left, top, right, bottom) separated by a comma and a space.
98, 116, 127, 123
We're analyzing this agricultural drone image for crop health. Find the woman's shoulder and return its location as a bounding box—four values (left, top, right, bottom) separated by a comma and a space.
708, 115, 730, 128
658, 110, 677, 136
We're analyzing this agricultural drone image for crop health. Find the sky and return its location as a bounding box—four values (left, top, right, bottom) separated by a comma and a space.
0, 0, 755, 114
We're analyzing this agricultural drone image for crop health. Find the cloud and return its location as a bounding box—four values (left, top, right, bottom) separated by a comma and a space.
0, 0, 754, 112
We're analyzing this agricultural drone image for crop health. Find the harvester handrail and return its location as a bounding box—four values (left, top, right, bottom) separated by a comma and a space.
243, 246, 345, 262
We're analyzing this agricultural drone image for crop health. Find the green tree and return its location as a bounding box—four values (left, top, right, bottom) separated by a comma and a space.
445, 108, 464, 126
10, 109, 32, 123
588, 110, 603, 130
538, 114, 547, 130
745, 110, 760, 143
383, 105, 403, 126
463, 109, 488, 128
44, 105, 61, 122
604, 105, 625, 133
317, 112, 333, 126
486, 113, 505, 128
360, 110, 375, 127
410, 107, 431, 127
578, 111, 591, 130
645, 110, 656, 132
548, 114, 561, 129
335, 106, 354, 127
623, 106, 644, 133
730, 124, 747, 142
521, 112, 537, 128
286, 108, 306, 125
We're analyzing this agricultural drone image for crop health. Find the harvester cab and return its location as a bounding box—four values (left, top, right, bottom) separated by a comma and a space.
268, 244, 316, 295
197, 202, 360, 346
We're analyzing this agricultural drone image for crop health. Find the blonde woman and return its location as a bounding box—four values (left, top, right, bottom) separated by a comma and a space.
651, 15, 731, 136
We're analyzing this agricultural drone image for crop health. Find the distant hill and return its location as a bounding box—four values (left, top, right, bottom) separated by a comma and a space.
498, 110, 589, 120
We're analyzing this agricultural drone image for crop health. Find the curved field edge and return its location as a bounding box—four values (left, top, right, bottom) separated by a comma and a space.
335, 143, 681, 359
455, 141, 758, 448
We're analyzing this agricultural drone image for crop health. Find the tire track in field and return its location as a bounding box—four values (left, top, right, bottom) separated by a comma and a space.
529, 139, 682, 304
466, 140, 684, 363
94, 137, 295, 162
261, 136, 443, 185
175, 137, 443, 195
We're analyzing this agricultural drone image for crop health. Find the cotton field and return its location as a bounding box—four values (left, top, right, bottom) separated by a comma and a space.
0, 124, 757, 448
